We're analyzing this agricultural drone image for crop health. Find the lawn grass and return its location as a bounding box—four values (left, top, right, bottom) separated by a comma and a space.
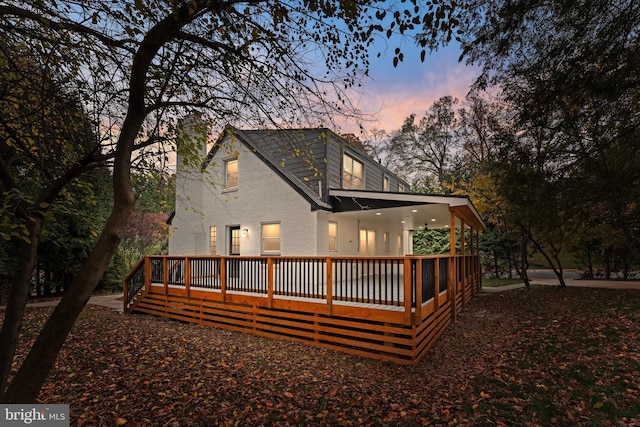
8, 286, 640, 426
482, 277, 523, 287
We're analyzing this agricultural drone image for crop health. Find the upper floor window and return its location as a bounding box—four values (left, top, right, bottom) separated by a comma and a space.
225, 158, 238, 188
342, 153, 363, 189
383, 175, 390, 191
262, 222, 281, 254
398, 183, 406, 192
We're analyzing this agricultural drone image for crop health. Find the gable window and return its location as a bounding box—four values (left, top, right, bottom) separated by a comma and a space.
383, 175, 390, 191
209, 226, 217, 255
398, 183, 406, 192
328, 221, 338, 252
342, 153, 363, 189
261, 222, 280, 254
225, 158, 238, 188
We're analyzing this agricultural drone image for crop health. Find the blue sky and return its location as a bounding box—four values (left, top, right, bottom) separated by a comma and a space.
337, 43, 479, 134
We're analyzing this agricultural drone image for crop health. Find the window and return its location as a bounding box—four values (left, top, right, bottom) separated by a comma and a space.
262, 223, 280, 254
384, 231, 390, 254
359, 229, 376, 256
209, 226, 217, 255
229, 226, 240, 255
328, 221, 338, 252
398, 183, 405, 192
383, 175, 390, 191
225, 158, 238, 188
342, 154, 363, 189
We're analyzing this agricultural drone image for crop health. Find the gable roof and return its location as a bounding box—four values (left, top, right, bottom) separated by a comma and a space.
198, 126, 484, 231
204, 126, 333, 210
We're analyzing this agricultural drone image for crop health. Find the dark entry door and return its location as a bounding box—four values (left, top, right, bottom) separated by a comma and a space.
228, 226, 241, 279
229, 226, 240, 255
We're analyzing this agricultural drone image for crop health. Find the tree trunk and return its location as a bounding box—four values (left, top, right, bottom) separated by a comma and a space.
512, 232, 531, 290
1, 3, 206, 403
1, 0, 212, 403
586, 248, 593, 279
528, 232, 566, 288
0, 218, 43, 398
2, 197, 135, 403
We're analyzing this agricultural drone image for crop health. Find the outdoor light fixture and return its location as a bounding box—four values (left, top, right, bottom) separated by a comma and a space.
241, 227, 248, 236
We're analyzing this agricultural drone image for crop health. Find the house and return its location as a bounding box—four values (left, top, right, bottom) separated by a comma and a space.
124, 125, 485, 364
168, 125, 484, 258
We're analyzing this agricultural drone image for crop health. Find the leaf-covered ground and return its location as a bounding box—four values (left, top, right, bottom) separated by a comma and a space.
10, 286, 640, 426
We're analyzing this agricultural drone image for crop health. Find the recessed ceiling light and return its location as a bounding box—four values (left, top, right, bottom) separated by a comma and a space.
376, 212, 381, 216
411, 209, 418, 213
431, 218, 436, 222
401, 220, 405, 224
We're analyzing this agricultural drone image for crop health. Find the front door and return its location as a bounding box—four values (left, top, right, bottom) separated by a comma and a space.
228, 226, 241, 279
229, 226, 241, 255
359, 229, 376, 256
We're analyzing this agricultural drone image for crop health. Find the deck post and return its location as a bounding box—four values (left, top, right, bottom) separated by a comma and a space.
434, 256, 440, 312
414, 258, 423, 322
326, 258, 333, 316
185, 257, 191, 299
461, 220, 466, 306
449, 210, 457, 322
163, 257, 169, 296
267, 257, 274, 308
476, 231, 482, 291
403, 257, 412, 325
144, 256, 151, 293
220, 257, 227, 302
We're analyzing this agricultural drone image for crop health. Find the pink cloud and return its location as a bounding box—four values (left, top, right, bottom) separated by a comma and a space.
337, 46, 479, 134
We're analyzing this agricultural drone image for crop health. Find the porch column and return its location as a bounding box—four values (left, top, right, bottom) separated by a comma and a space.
403, 229, 413, 255
460, 220, 466, 306
449, 209, 457, 322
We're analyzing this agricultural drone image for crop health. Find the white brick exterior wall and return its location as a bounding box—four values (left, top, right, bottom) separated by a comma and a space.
169, 132, 410, 257
169, 134, 320, 256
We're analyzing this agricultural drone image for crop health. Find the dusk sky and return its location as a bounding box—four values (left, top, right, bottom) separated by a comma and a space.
338, 43, 479, 134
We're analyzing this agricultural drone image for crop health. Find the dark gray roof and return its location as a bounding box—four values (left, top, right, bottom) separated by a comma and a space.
204, 126, 334, 210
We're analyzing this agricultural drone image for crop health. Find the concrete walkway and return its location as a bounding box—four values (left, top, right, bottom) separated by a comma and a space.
19, 294, 124, 313
14, 275, 640, 312
480, 277, 640, 293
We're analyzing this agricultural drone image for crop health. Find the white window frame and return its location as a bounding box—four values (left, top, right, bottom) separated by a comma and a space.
209, 226, 217, 255
261, 222, 281, 255
225, 158, 238, 189
328, 221, 338, 252
398, 183, 406, 192
383, 175, 390, 191
342, 153, 363, 190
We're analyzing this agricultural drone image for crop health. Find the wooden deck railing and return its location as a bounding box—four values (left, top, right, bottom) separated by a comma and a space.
123, 253, 481, 364
124, 254, 480, 315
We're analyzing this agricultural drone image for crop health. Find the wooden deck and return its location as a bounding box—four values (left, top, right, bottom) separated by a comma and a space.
124, 255, 481, 364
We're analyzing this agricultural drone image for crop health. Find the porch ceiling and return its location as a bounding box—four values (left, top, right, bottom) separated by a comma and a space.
329, 189, 486, 231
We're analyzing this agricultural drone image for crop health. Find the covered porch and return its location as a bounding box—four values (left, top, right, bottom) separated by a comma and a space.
124, 200, 483, 364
